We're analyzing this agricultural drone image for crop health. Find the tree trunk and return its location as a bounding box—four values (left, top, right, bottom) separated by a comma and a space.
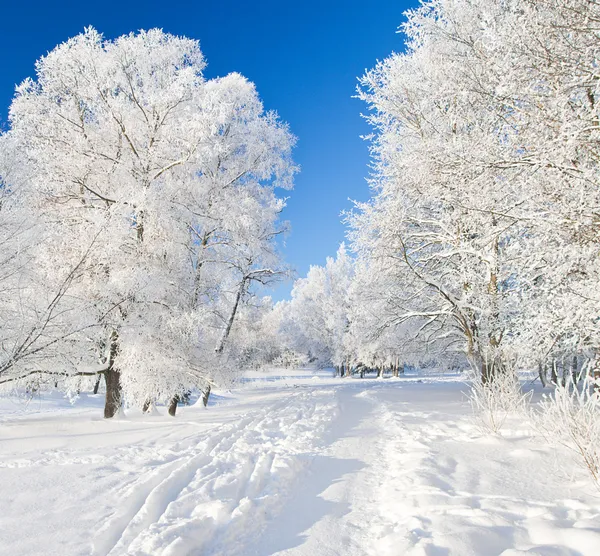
191, 232, 210, 308
550, 359, 558, 385
538, 361, 547, 388
103, 331, 121, 419
142, 399, 152, 413
168, 396, 178, 417
202, 385, 211, 407
571, 356, 579, 385
590, 354, 600, 394
594, 370, 600, 394
136, 210, 144, 242
93, 375, 101, 395
560, 358, 566, 387
481, 357, 491, 385
216, 278, 246, 354
104, 368, 122, 418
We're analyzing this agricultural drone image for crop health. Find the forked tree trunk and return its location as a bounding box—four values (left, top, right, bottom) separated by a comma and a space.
142, 399, 152, 413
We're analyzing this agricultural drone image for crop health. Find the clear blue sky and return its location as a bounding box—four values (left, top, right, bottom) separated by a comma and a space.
0, 0, 417, 300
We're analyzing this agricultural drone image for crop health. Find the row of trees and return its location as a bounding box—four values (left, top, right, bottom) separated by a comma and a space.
275, 244, 419, 377
279, 0, 600, 385
271, 0, 600, 488
0, 28, 295, 416
3, 0, 600, 425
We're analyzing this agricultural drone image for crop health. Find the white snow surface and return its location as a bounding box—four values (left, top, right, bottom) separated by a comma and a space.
1, 369, 599, 556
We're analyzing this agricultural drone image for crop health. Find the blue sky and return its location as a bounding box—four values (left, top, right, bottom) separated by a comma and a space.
0, 0, 417, 300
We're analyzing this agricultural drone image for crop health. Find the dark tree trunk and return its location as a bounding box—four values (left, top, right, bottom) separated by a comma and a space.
202, 385, 211, 407
571, 356, 579, 385
93, 375, 101, 395
168, 396, 178, 417
103, 331, 122, 419
104, 368, 122, 418
136, 210, 144, 242
592, 354, 600, 394
142, 399, 152, 413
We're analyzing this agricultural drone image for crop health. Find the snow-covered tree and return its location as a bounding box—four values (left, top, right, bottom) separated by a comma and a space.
6, 28, 295, 416
354, 0, 600, 382
279, 244, 354, 371
0, 132, 100, 392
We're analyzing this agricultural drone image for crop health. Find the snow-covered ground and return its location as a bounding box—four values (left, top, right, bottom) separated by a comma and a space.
1, 369, 599, 555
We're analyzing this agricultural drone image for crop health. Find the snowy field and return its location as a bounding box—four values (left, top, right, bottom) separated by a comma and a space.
1, 369, 599, 556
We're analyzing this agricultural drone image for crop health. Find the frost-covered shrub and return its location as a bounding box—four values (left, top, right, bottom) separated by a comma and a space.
534, 376, 600, 488
469, 370, 531, 434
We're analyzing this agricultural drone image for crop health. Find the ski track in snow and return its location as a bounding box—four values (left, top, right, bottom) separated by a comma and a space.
1, 373, 600, 556
91, 389, 340, 556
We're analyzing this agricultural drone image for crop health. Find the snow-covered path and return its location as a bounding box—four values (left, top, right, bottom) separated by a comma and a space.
256, 381, 600, 555
1, 373, 600, 555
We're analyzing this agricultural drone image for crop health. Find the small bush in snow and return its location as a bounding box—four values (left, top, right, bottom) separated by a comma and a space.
469, 370, 531, 434
534, 376, 600, 489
